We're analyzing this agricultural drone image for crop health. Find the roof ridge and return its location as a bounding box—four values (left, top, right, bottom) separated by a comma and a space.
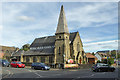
36, 35, 55, 39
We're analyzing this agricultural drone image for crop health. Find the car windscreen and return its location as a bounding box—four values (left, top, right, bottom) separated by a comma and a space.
98, 63, 108, 66
17, 62, 22, 64
2, 60, 9, 63
40, 63, 47, 66
102, 64, 109, 66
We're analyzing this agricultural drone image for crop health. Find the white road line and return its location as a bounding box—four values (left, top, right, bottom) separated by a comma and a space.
24, 68, 42, 78
2, 70, 13, 78
34, 73, 41, 77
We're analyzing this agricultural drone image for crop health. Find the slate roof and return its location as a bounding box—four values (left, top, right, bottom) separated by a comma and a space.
12, 32, 77, 56
24, 48, 54, 56
30, 32, 77, 48
30, 36, 55, 47
12, 50, 23, 57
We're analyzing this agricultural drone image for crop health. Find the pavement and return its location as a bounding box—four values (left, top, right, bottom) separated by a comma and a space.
1, 66, 119, 79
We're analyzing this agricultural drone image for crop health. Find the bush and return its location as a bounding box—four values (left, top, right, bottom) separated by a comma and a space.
82, 61, 85, 64
97, 60, 101, 63
108, 58, 114, 66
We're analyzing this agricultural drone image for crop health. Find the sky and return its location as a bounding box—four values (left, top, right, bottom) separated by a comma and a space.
0, 2, 118, 52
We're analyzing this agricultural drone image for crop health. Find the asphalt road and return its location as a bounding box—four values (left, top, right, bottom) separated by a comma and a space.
2, 67, 119, 78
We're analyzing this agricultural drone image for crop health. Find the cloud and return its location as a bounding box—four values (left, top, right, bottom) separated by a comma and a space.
1, 2, 118, 52
17, 16, 35, 21
83, 40, 118, 52
66, 3, 117, 29
84, 40, 118, 46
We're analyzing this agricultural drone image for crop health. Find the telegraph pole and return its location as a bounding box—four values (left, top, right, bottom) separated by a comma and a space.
116, 50, 118, 67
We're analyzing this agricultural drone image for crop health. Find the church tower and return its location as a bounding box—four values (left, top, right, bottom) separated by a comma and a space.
55, 5, 71, 65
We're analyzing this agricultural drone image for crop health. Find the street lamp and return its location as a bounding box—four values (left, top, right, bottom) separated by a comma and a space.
63, 54, 65, 69
116, 50, 118, 67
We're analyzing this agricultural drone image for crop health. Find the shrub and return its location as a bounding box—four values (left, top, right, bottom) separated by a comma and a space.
82, 61, 85, 64
107, 58, 114, 66
97, 60, 101, 63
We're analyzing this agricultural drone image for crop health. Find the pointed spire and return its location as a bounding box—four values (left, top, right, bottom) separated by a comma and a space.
56, 5, 69, 34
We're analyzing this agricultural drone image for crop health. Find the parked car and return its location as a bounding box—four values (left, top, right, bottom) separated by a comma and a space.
0, 59, 10, 67
31, 63, 50, 70
92, 63, 115, 72
10, 61, 25, 68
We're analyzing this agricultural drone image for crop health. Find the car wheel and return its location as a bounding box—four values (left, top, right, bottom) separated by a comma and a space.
111, 69, 114, 72
16, 65, 19, 68
31, 66, 34, 69
98, 69, 101, 72
41, 68, 44, 70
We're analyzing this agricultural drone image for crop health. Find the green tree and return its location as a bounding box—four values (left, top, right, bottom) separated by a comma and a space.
111, 50, 116, 57
107, 58, 114, 66
92, 52, 95, 56
97, 60, 101, 63
21, 44, 30, 51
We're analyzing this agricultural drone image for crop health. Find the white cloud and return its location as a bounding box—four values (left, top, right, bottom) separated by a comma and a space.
82, 35, 117, 43
17, 16, 35, 21
0, 25, 2, 31
83, 40, 118, 52
66, 3, 117, 28
84, 40, 118, 46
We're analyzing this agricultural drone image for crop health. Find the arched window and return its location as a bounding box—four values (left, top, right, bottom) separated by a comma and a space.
59, 47, 61, 55
33, 56, 37, 62
77, 43, 80, 51
41, 56, 45, 63
49, 56, 54, 63
26, 56, 30, 62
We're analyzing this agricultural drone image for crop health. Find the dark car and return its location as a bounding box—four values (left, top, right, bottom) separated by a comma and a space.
31, 63, 50, 70
0, 59, 10, 67
10, 61, 25, 68
92, 63, 115, 72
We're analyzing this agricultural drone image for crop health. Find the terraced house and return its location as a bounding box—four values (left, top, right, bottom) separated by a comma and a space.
13, 5, 87, 67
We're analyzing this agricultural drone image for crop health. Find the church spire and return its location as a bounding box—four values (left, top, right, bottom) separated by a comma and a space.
56, 5, 69, 34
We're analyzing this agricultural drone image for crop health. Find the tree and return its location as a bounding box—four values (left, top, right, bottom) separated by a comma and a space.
107, 58, 114, 66
97, 60, 101, 63
92, 52, 95, 56
21, 44, 30, 51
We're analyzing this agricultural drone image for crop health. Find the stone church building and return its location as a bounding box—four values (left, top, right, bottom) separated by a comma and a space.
13, 5, 87, 67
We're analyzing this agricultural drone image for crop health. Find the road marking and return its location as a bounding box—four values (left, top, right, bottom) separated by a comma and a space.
24, 68, 43, 78
2, 70, 13, 78
34, 72, 42, 78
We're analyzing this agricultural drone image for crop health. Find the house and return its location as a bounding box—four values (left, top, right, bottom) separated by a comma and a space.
12, 5, 87, 68
0, 52, 4, 59
0, 45, 19, 61
95, 53, 102, 61
86, 53, 98, 64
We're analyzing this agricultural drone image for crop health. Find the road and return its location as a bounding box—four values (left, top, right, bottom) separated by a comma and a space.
2, 67, 119, 78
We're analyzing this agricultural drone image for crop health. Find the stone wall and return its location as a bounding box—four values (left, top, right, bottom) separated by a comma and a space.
71, 32, 86, 64
55, 33, 70, 64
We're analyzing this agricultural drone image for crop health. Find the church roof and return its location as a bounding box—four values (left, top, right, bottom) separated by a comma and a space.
30, 36, 55, 47
30, 32, 77, 48
56, 5, 69, 34
24, 48, 54, 56
12, 32, 77, 56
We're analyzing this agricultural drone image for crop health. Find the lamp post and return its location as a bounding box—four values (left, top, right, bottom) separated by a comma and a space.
116, 50, 118, 68
63, 54, 65, 69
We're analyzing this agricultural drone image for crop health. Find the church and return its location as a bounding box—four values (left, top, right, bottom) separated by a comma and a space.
13, 5, 87, 68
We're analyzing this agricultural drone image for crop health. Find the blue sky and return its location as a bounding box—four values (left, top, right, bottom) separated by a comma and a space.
1, 2, 118, 52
